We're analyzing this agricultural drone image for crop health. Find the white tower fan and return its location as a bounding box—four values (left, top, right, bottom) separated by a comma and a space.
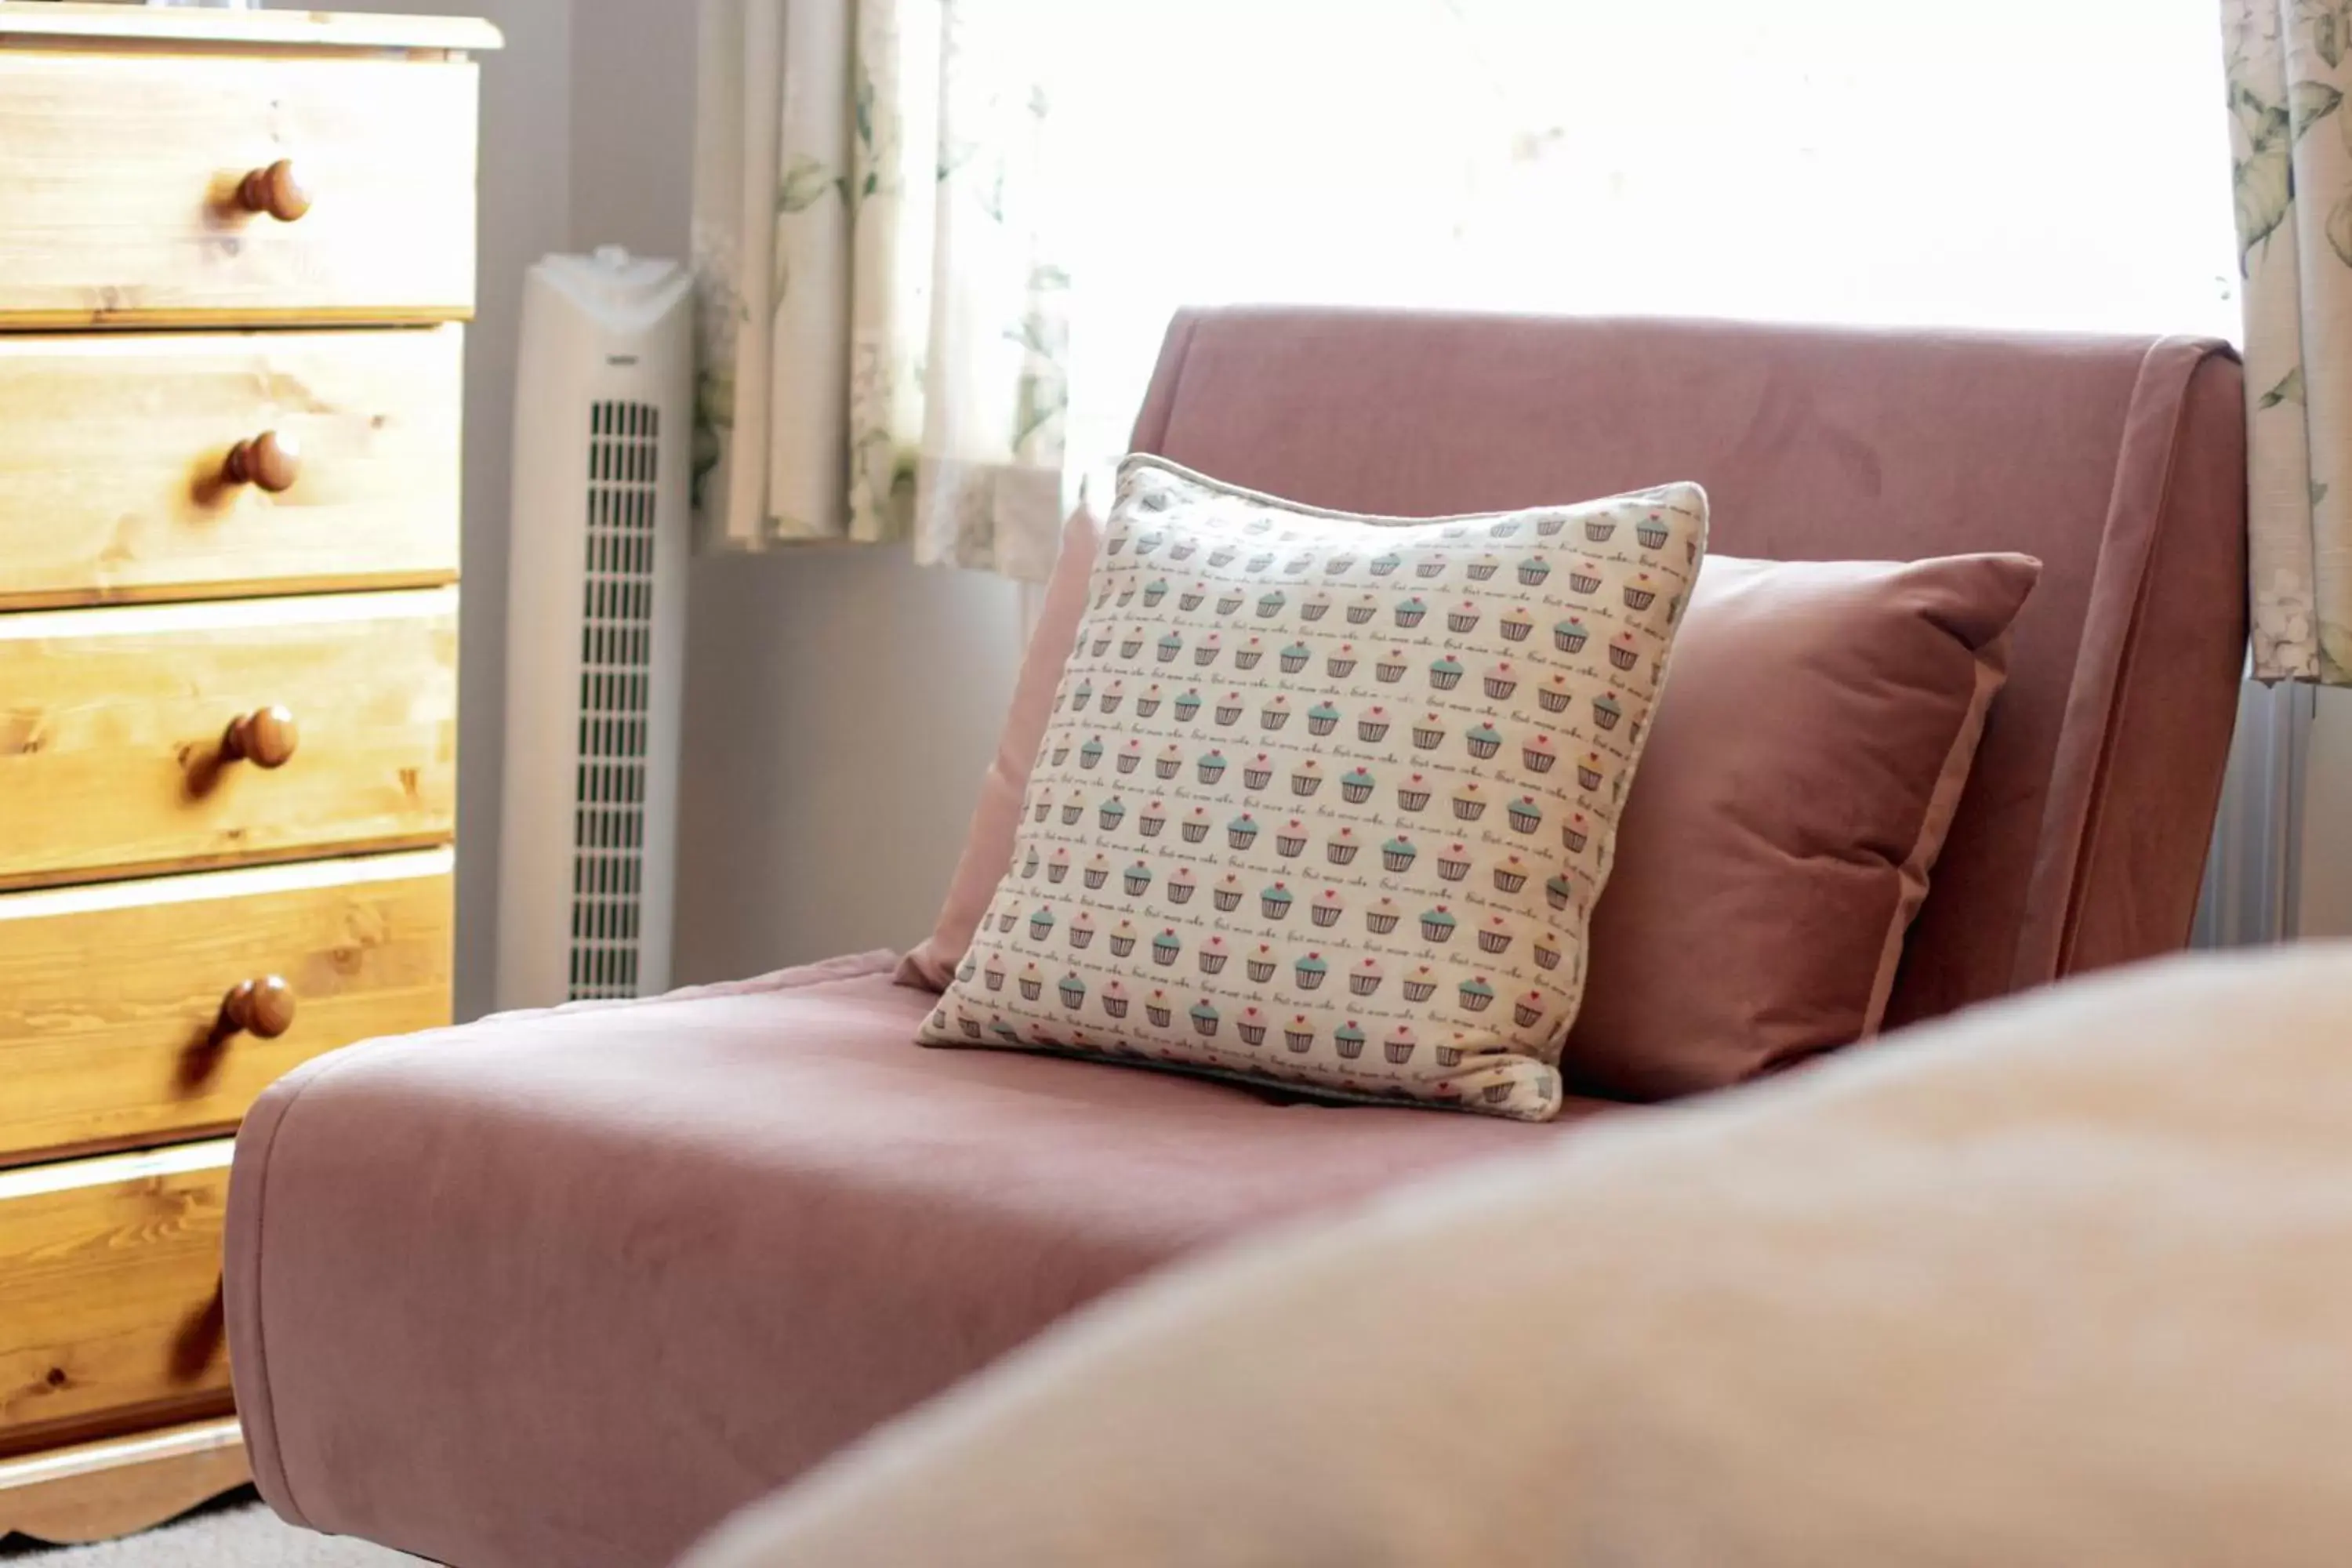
498, 248, 694, 1008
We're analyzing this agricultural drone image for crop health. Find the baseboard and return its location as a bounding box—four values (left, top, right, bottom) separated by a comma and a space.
0, 1416, 249, 1546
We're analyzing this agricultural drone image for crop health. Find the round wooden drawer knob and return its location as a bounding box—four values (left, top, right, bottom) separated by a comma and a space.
237, 159, 312, 223
224, 430, 302, 494
220, 976, 297, 1040
222, 705, 299, 769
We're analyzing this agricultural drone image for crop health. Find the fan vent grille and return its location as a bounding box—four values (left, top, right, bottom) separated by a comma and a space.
569, 399, 659, 1000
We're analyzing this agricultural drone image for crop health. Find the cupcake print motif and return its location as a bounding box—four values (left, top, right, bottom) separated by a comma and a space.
919, 455, 1705, 1123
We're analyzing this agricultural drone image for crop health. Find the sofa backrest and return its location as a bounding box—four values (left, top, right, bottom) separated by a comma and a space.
1127, 307, 2247, 1029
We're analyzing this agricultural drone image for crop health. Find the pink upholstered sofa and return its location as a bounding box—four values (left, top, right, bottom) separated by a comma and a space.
223, 309, 2249, 1568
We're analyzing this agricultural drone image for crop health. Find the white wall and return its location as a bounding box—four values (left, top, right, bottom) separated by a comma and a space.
366, 0, 572, 1018
401, 0, 1025, 1013
668, 549, 1025, 978
2301, 688, 2352, 937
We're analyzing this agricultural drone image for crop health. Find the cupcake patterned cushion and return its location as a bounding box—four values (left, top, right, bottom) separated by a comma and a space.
920, 456, 1706, 1121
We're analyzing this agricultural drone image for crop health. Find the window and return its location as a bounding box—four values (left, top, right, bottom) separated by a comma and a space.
1051, 1, 2239, 465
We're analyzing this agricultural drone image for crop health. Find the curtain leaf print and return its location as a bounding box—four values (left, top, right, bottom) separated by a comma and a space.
2292, 76, 2345, 132
2232, 78, 2295, 265
778, 154, 837, 215
2304, 0, 2352, 67
2260, 364, 2307, 408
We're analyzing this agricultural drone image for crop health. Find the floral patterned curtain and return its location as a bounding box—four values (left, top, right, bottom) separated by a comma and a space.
2227, 0, 2352, 681
691, 0, 1071, 579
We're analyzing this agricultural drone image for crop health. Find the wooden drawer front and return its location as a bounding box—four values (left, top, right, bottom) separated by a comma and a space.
0, 1144, 233, 1458
0, 588, 456, 890
0, 328, 463, 612
0, 851, 452, 1167
0, 52, 477, 325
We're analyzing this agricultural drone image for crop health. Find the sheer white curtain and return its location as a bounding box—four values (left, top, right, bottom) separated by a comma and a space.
693, 0, 1074, 576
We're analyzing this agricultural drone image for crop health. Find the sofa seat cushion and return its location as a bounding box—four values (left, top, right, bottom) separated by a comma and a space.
225, 953, 1595, 1568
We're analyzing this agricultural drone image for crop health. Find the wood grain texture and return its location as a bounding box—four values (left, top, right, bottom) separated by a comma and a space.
0, 851, 452, 1168
0, 5, 499, 53
0, 328, 463, 611
0, 589, 458, 891
0, 1417, 246, 1545
0, 1144, 235, 1459
0, 50, 478, 325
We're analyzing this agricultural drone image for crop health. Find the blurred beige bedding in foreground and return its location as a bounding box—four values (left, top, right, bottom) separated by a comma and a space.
681, 944, 2352, 1568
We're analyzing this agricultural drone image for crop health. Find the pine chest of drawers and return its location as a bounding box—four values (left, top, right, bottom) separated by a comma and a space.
0, 5, 496, 1544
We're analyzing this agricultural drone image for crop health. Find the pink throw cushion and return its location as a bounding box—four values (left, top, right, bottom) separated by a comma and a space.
1561, 552, 2041, 1100
898, 506, 1101, 990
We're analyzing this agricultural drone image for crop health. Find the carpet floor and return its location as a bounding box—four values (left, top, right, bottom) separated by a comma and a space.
0, 1488, 427, 1566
